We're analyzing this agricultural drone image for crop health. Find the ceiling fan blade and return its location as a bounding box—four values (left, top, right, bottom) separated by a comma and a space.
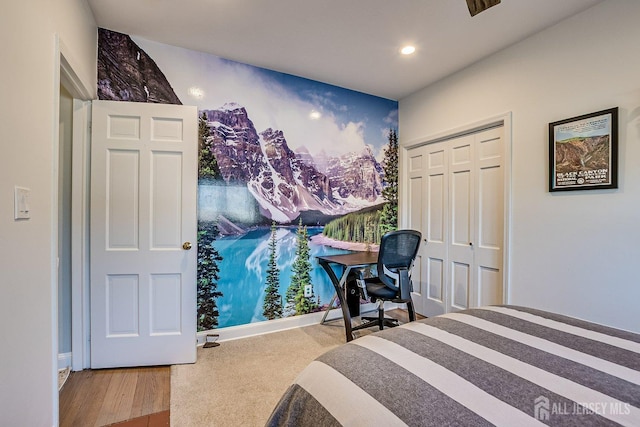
466, 0, 501, 17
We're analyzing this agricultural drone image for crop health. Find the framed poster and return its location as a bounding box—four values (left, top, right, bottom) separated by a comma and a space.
549, 107, 618, 192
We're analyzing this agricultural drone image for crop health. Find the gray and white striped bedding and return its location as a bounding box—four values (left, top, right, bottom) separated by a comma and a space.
266, 305, 640, 426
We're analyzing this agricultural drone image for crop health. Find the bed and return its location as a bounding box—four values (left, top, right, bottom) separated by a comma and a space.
266, 305, 640, 426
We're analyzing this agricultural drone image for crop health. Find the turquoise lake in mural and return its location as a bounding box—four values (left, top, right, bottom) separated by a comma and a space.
215, 227, 350, 328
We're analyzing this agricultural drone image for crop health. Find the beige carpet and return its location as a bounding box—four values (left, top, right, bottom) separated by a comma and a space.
58, 366, 71, 391
170, 321, 359, 426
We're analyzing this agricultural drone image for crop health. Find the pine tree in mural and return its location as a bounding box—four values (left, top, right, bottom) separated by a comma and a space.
323, 209, 382, 245
284, 282, 298, 316
291, 219, 318, 315
364, 216, 374, 252
379, 128, 399, 234
198, 111, 222, 180
284, 226, 300, 316
197, 220, 223, 331
263, 222, 283, 320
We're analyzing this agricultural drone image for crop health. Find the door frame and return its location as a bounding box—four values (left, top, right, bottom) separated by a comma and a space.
51, 34, 93, 425
54, 35, 93, 375
399, 112, 513, 306
70, 99, 92, 371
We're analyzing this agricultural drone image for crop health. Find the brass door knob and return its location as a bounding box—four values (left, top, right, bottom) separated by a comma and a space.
182, 242, 192, 250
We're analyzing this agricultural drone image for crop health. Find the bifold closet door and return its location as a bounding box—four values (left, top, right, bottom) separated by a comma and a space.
407, 140, 448, 317
406, 126, 504, 317
470, 127, 504, 309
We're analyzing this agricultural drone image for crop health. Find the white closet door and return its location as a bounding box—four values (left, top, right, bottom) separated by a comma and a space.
405, 126, 504, 317
406, 148, 427, 313
471, 127, 504, 307
407, 141, 449, 317
448, 134, 475, 312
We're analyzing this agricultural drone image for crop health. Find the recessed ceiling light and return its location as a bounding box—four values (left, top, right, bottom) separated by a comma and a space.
400, 45, 416, 55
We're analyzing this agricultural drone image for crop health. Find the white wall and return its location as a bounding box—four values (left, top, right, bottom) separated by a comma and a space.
0, 1, 96, 425
399, 0, 640, 333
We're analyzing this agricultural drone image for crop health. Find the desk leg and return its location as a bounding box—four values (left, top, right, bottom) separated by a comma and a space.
318, 260, 354, 342
320, 293, 337, 324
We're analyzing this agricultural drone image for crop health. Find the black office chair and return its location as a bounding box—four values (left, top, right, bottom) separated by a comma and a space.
353, 229, 422, 331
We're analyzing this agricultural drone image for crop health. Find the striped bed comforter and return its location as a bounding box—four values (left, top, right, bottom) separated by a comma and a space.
266, 305, 640, 426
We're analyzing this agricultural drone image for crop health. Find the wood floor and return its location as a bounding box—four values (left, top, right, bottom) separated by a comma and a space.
59, 366, 170, 427
58, 309, 422, 426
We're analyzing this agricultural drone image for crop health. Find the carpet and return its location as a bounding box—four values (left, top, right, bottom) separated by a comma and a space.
58, 366, 70, 391
170, 322, 354, 426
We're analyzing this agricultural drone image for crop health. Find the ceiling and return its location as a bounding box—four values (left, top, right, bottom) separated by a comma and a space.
87, 0, 603, 100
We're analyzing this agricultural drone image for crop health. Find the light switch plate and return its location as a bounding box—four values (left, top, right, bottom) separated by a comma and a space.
14, 186, 31, 220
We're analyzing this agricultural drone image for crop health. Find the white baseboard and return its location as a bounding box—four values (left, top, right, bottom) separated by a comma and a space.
197, 302, 402, 345
58, 352, 72, 370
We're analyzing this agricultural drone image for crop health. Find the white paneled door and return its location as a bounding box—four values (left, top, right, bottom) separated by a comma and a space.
406, 140, 447, 317
406, 127, 505, 317
90, 100, 198, 368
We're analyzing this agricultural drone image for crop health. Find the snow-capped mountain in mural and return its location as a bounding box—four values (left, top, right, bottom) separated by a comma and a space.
202, 103, 383, 223
325, 146, 384, 203
295, 146, 384, 203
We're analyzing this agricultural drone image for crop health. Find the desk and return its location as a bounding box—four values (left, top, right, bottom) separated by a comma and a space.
316, 251, 378, 342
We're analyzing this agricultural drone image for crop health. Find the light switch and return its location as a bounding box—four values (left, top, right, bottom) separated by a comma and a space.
14, 186, 31, 220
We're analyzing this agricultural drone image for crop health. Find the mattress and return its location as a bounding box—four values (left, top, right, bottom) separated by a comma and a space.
266, 305, 640, 426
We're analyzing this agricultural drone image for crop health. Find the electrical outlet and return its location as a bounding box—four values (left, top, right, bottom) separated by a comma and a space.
304, 284, 313, 298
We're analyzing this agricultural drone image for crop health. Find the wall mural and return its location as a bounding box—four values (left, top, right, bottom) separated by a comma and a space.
97, 29, 399, 330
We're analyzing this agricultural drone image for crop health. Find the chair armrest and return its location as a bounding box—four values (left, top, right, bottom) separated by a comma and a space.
397, 267, 412, 300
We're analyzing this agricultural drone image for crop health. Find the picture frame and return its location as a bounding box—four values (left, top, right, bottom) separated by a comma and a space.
549, 107, 618, 192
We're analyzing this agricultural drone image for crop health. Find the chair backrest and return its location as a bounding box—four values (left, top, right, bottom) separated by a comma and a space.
377, 229, 422, 293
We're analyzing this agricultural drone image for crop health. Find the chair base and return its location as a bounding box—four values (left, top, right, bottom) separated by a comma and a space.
354, 317, 399, 331
352, 305, 400, 331
352, 301, 416, 332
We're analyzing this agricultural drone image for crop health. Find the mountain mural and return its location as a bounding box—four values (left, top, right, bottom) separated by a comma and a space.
97, 28, 182, 104
96, 27, 399, 330
202, 103, 384, 224
96, 27, 390, 226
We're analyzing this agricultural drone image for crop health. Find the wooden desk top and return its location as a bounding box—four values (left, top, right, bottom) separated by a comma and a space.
316, 251, 379, 267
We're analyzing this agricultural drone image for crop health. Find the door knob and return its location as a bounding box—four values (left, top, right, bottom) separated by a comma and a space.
182, 242, 192, 250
